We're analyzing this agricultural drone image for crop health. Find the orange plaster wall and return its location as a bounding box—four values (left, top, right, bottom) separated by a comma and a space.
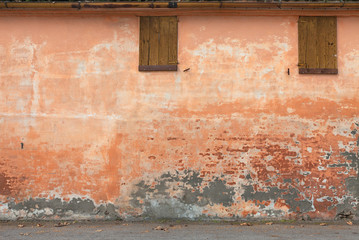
0, 14, 359, 220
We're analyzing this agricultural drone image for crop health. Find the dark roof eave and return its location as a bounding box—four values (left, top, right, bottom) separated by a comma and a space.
1, 2, 359, 10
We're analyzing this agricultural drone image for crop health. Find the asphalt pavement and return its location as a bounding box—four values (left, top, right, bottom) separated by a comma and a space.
1, 220, 359, 240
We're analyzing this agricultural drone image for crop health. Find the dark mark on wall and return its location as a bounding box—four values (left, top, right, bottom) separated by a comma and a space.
351, 129, 357, 136
324, 152, 332, 160
327, 163, 350, 168
283, 178, 292, 183
336, 209, 355, 220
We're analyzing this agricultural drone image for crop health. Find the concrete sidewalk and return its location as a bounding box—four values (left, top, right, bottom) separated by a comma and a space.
1, 221, 359, 240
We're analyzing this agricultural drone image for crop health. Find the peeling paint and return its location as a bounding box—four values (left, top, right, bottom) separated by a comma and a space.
130, 171, 235, 219
4, 198, 120, 220
242, 185, 313, 213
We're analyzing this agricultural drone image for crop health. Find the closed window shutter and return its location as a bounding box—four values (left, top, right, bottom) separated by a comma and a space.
298, 16, 337, 74
139, 16, 150, 67
139, 16, 178, 71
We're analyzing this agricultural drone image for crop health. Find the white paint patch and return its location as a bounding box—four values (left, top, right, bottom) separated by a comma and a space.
287, 107, 295, 113
254, 90, 266, 99
300, 170, 311, 176
10, 39, 34, 64
76, 62, 87, 77
342, 49, 359, 77
316, 196, 332, 203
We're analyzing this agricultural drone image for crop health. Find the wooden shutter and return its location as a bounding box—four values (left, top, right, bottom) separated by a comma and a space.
298, 16, 337, 74
139, 16, 178, 71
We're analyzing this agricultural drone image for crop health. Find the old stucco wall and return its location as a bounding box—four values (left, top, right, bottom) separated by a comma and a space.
0, 14, 359, 220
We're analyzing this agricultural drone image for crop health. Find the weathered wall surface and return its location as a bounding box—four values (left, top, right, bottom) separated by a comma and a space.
0, 14, 359, 220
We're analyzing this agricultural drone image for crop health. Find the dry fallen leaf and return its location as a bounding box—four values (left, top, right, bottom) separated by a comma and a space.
320, 223, 328, 226
36, 224, 43, 227
19, 233, 30, 236
95, 229, 103, 232
266, 222, 274, 225
347, 221, 353, 225
122, 223, 129, 226
18, 224, 25, 228
153, 225, 168, 231
240, 222, 253, 226
54, 222, 71, 227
